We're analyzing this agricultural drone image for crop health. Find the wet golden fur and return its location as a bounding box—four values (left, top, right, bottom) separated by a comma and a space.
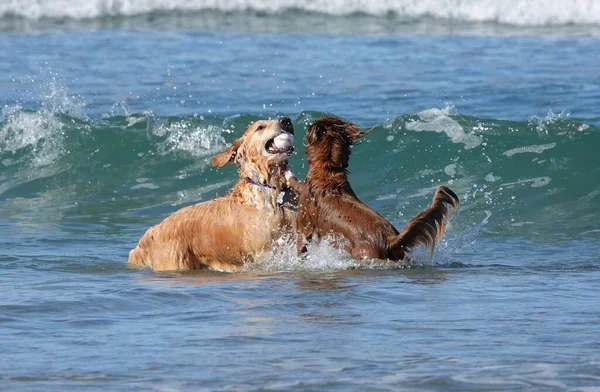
289, 116, 459, 261
128, 118, 298, 272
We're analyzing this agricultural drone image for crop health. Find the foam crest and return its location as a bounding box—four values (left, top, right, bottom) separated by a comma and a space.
1, 0, 599, 26
528, 110, 573, 134
0, 104, 65, 168
0, 83, 85, 168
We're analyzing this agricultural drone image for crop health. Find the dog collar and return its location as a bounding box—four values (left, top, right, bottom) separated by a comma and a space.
247, 178, 288, 206
247, 178, 277, 190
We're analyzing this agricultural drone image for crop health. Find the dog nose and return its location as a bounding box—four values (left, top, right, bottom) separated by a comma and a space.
278, 117, 294, 134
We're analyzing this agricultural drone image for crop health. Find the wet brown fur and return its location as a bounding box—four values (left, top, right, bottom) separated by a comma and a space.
128, 118, 298, 272
289, 116, 459, 261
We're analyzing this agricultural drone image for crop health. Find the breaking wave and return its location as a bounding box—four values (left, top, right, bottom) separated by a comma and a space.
2, 0, 600, 27
2, 89, 599, 254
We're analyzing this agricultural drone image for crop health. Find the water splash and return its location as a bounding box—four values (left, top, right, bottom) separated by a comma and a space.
242, 236, 358, 273
154, 120, 226, 158
0, 83, 87, 168
421, 210, 492, 266
40, 81, 86, 118
0, 82, 88, 166
0, 104, 64, 168
244, 235, 433, 273
528, 110, 570, 135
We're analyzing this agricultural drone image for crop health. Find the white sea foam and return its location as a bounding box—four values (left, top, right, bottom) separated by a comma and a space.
131, 182, 160, 190
500, 176, 552, 188
444, 163, 457, 177
484, 173, 500, 182
405, 106, 483, 149
503, 143, 556, 157
376, 194, 398, 201
1, 0, 599, 26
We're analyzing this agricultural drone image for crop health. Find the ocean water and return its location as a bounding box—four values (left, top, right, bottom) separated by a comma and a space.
1, 1, 600, 390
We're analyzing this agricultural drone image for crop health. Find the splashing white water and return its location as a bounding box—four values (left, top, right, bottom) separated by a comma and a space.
425, 210, 491, 266
2, 0, 600, 26
528, 110, 571, 134
154, 120, 226, 158
242, 236, 360, 273
242, 233, 452, 273
41, 81, 86, 118
0, 104, 64, 167
0, 82, 86, 168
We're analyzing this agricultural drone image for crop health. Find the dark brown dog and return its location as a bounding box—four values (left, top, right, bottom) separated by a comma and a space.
289, 116, 459, 261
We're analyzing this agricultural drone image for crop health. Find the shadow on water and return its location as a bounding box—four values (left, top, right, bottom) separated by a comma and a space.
131, 263, 457, 290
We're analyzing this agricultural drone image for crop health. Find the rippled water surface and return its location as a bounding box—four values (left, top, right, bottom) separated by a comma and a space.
1, 2, 600, 391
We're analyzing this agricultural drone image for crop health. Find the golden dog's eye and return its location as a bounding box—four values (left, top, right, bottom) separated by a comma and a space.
257, 125, 266, 131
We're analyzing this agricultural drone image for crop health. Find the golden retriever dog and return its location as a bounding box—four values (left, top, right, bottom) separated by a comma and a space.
288, 116, 459, 261
128, 117, 298, 272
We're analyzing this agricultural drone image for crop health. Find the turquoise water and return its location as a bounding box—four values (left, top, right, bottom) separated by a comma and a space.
1, 4, 600, 391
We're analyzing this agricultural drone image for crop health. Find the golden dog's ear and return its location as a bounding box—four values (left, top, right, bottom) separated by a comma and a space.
212, 138, 243, 168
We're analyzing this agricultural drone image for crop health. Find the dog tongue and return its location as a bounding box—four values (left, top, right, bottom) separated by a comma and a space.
273, 133, 293, 150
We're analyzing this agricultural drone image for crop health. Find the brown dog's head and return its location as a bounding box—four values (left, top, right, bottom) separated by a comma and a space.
305, 116, 362, 170
211, 117, 295, 185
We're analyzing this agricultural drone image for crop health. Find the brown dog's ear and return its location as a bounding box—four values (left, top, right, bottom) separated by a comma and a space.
306, 121, 325, 144
211, 138, 243, 168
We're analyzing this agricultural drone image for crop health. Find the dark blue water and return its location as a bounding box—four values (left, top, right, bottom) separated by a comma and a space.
1, 6, 600, 391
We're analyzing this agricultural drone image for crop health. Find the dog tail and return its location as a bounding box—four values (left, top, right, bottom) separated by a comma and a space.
388, 186, 459, 260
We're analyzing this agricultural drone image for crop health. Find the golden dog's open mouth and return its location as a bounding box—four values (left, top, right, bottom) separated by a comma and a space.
265, 133, 295, 156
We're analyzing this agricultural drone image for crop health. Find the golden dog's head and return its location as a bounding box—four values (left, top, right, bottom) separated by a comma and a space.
212, 117, 295, 185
